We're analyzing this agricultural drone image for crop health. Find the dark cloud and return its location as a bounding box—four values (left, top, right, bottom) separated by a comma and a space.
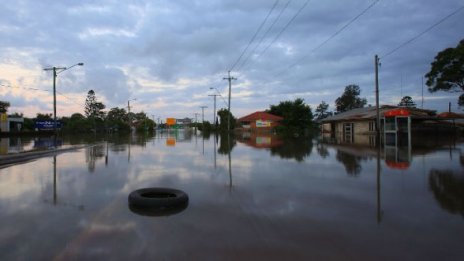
0, 0, 463, 119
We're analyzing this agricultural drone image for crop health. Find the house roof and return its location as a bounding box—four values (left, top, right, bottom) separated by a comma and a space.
238, 111, 284, 122
320, 105, 435, 123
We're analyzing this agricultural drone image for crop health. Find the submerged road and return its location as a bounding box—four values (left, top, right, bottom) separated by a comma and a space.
0, 145, 91, 168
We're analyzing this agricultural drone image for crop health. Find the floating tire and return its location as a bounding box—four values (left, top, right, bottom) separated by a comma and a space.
128, 187, 189, 210
129, 202, 188, 217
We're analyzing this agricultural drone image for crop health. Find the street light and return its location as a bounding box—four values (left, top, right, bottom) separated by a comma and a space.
43, 62, 84, 136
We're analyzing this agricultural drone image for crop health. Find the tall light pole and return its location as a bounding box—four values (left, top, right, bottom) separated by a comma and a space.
223, 71, 236, 132
43, 63, 84, 137
209, 88, 220, 126
200, 106, 207, 130
128, 98, 137, 130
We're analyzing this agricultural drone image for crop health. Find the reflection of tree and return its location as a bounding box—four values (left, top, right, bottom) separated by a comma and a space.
335, 150, 365, 176
316, 142, 330, 158
86, 144, 105, 172
270, 137, 313, 162
218, 133, 236, 155
429, 169, 464, 217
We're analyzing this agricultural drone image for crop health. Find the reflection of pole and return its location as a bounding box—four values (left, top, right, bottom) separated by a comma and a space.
128, 135, 131, 162
228, 134, 232, 189
53, 155, 57, 205
202, 136, 205, 155
105, 141, 109, 166
213, 134, 217, 169
376, 139, 382, 224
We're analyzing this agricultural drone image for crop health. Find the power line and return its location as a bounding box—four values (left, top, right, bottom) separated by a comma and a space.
236, 0, 291, 72
277, 0, 380, 76
256, 0, 310, 59
229, 0, 280, 72
381, 5, 464, 59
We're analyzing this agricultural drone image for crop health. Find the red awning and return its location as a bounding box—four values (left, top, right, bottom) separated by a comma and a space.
384, 108, 410, 117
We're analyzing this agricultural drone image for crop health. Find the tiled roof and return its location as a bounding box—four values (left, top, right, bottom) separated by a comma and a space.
238, 111, 284, 122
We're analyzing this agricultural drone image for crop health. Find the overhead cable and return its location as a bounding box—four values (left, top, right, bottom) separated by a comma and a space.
229, 0, 280, 71
381, 5, 464, 59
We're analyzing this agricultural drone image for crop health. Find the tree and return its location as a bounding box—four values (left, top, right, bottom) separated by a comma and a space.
314, 101, 331, 120
217, 108, 236, 131
35, 113, 52, 119
267, 98, 313, 133
0, 101, 10, 113
106, 107, 129, 132
398, 96, 416, 108
335, 84, 367, 112
425, 39, 464, 106
85, 90, 106, 120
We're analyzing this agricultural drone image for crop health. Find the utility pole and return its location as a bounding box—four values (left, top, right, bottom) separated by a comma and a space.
200, 106, 207, 130
421, 76, 424, 109
194, 113, 200, 134
127, 98, 136, 131
43, 63, 83, 138
375, 55, 380, 139
223, 71, 236, 132
208, 94, 219, 126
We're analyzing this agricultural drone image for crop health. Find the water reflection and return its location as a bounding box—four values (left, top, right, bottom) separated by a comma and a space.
85, 144, 106, 172
1, 132, 464, 259
270, 137, 313, 162
335, 151, 367, 176
429, 169, 464, 217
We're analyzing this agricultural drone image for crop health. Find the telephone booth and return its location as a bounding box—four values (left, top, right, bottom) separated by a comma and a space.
383, 108, 411, 168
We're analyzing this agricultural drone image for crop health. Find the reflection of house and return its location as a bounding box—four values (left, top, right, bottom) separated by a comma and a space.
237, 111, 283, 131
0, 114, 24, 133
237, 132, 283, 148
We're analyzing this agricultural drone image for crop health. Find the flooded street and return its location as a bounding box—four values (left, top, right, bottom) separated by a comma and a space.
1, 131, 463, 260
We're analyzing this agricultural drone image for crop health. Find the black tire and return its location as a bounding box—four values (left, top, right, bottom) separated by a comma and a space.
129, 201, 188, 217
128, 187, 189, 210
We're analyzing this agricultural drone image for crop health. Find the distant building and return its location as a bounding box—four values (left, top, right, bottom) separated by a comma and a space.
237, 111, 283, 131
0, 113, 24, 133
176, 118, 192, 126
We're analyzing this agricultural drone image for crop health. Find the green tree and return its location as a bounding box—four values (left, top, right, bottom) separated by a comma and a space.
335, 84, 367, 112
267, 98, 313, 133
85, 90, 106, 120
398, 96, 416, 108
61, 113, 92, 133
314, 101, 331, 120
217, 109, 236, 131
0, 101, 10, 113
106, 107, 129, 132
425, 39, 464, 106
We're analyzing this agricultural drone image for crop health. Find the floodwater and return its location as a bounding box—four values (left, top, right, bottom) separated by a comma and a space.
0, 131, 463, 260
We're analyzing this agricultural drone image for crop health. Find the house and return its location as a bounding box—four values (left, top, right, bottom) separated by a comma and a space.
320, 105, 462, 146
237, 111, 283, 131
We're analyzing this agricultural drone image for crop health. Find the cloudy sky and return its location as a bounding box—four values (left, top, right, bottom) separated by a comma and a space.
0, 0, 463, 121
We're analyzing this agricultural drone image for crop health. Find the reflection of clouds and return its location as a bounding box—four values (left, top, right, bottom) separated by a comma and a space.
0, 157, 53, 200
2, 135, 464, 259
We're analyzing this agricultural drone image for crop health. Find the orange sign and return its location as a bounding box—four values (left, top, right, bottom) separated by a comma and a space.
166, 118, 176, 126
384, 109, 410, 117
